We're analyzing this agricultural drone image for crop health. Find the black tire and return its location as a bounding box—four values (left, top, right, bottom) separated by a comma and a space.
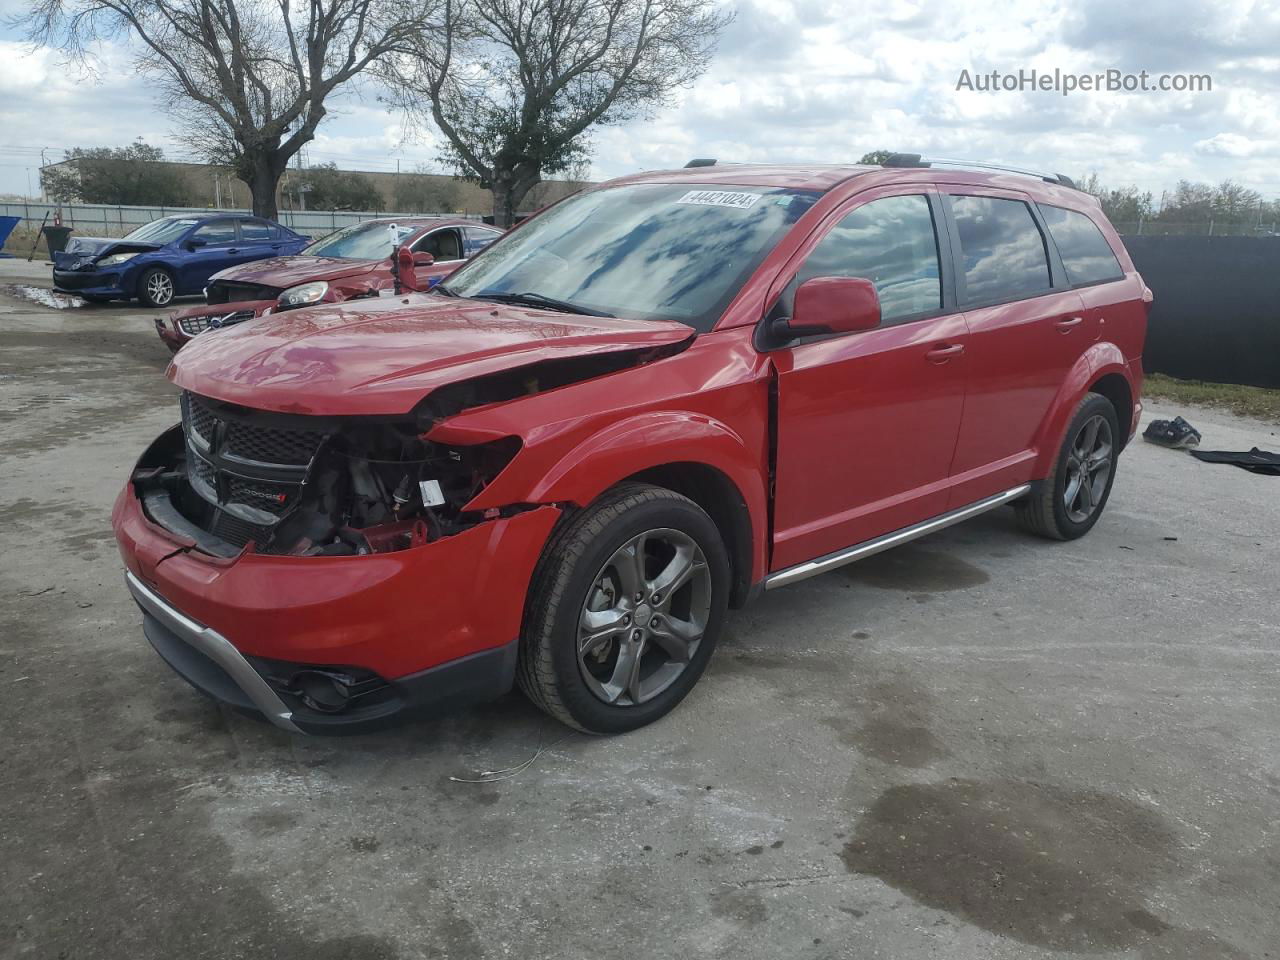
1016, 392, 1120, 540
517, 483, 731, 734
137, 266, 176, 307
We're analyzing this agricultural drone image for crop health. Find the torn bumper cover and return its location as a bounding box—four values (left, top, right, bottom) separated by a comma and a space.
113, 475, 559, 734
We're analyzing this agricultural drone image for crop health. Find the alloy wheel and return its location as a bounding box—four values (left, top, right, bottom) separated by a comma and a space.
1063, 414, 1113, 523
577, 528, 712, 706
147, 271, 174, 306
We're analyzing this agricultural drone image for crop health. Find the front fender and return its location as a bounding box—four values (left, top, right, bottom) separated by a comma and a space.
430, 409, 769, 584
1032, 341, 1137, 476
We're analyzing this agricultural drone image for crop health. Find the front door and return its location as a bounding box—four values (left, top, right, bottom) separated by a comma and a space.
771, 189, 969, 572
179, 219, 242, 293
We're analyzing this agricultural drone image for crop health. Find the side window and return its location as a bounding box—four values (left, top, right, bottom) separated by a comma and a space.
466, 226, 501, 255
1038, 204, 1124, 286
240, 220, 271, 241
784, 194, 942, 323
418, 228, 463, 261
191, 219, 238, 246
949, 195, 1050, 303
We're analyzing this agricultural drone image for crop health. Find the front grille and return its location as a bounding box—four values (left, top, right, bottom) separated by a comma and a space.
180, 309, 257, 337
210, 511, 273, 549
207, 280, 279, 304
226, 474, 296, 516
180, 392, 332, 543
225, 420, 326, 466
183, 394, 216, 447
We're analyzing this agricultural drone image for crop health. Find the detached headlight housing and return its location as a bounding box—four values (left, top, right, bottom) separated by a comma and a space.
278, 281, 329, 307
96, 252, 139, 267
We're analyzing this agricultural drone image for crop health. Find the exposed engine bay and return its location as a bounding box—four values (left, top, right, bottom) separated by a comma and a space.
131, 391, 523, 558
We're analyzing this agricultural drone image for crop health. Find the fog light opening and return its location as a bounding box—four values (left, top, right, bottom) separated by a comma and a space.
291, 670, 354, 713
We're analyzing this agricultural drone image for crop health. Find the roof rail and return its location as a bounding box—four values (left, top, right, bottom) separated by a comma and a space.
684, 158, 717, 168
881, 153, 1077, 189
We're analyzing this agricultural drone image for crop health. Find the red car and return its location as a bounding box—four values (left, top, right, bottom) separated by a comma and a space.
115, 157, 1149, 735
155, 217, 502, 352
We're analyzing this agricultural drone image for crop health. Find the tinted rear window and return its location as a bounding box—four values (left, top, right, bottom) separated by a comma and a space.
950, 195, 1050, 303
1039, 205, 1124, 286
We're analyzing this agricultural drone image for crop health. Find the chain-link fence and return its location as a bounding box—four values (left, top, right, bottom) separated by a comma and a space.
1113, 220, 1280, 237
0, 201, 484, 239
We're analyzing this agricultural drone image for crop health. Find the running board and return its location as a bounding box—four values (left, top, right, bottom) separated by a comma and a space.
764, 484, 1031, 590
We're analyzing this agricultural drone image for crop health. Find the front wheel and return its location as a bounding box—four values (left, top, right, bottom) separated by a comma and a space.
517, 483, 731, 734
1016, 392, 1120, 540
137, 267, 176, 307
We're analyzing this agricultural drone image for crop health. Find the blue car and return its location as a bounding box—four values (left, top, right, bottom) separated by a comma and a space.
52, 214, 310, 307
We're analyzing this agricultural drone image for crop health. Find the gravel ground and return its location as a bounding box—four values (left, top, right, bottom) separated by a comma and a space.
2, 259, 1277, 960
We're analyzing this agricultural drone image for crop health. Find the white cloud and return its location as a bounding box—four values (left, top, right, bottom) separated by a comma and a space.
3, 0, 1280, 198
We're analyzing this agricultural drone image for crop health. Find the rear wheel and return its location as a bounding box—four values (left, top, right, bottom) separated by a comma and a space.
137, 267, 175, 307
1016, 392, 1119, 540
517, 483, 730, 734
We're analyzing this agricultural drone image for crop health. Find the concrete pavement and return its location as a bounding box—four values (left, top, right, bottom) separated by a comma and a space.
2, 265, 1276, 959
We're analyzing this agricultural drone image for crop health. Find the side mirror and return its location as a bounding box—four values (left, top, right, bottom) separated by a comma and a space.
187, 237, 207, 250
391, 244, 426, 293
412, 251, 435, 267
779, 276, 881, 340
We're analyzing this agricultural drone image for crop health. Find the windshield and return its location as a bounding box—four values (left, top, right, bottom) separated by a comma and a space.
124, 218, 200, 245
442, 183, 820, 331
304, 221, 420, 260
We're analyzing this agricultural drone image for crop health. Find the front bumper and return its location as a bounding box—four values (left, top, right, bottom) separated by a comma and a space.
129, 572, 521, 733
52, 268, 128, 297
114, 482, 561, 732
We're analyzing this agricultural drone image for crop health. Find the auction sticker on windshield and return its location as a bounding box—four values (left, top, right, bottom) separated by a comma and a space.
676, 190, 762, 210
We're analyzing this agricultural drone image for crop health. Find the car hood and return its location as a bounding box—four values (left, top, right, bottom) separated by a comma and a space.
169, 294, 695, 416
210, 256, 381, 289
56, 236, 161, 266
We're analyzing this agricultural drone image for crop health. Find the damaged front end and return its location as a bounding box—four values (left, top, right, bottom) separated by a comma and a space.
133, 391, 523, 559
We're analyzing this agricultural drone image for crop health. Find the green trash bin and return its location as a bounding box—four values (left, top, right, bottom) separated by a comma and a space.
44, 225, 73, 257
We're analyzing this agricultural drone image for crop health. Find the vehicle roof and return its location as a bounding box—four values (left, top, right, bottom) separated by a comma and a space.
360, 216, 494, 230
602, 163, 1098, 208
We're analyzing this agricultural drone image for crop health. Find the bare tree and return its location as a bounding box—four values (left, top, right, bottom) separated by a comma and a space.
17, 0, 438, 218
383, 0, 731, 226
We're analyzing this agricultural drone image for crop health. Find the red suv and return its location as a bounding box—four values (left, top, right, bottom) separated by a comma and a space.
114, 158, 1148, 735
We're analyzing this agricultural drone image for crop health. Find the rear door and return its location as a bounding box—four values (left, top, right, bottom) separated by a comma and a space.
940, 190, 1088, 507
770, 187, 969, 571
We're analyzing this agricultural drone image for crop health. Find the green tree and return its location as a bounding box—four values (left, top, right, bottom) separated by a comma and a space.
392, 167, 461, 213
858, 150, 895, 165
20, 0, 440, 219
41, 140, 187, 205
287, 163, 384, 211
1077, 173, 1154, 224
383, 0, 731, 226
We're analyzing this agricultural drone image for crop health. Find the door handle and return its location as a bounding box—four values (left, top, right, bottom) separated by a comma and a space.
925, 343, 965, 363
1055, 316, 1083, 331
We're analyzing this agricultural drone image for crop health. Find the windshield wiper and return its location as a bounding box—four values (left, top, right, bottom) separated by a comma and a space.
432, 283, 459, 297
470, 290, 615, 318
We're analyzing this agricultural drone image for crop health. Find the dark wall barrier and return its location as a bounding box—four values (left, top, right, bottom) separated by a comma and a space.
1122, 236, 1280, 389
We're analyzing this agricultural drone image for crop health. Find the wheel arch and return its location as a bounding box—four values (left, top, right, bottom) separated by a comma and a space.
133, 260, 177, 298
621, 462, 755, 608
1032, 343, 1138, 476
1087, 371, 1134, 450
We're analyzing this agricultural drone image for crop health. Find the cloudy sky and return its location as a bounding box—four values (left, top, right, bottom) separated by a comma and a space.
1, 0, 1278, 203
